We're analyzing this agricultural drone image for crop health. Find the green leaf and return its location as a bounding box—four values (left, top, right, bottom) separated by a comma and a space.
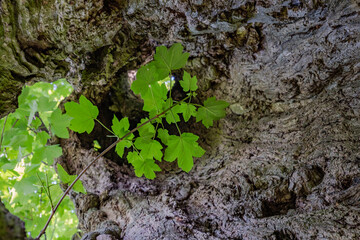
142, 82, 167, 113
2, 128, 33, 152
196, 97, 229, 128
51, 78, 74, 99
49, 108, 72, 138
163, 100, 182, 124
32, 145, 62, 165
134, 137, 163, 161
180, 103, 197, 122
111, 116, 130, 137
115, 140, 132, 158
127, 151, 141, 164
14, 176, 38, 196
37, 96, 57, 113
57, 164, 72, 183
36, 131, 50, 146
111, 116, 133, 158
127, 152, 161, 179
137, 118, 155, 137
157, 128, 169, 145
24, 163, 41, 175
57, 164, 86, 193
93, 140, 101, 150
154, 43, 190, 74
164, 133, 205, 172
180, 71, 198, 92
17, 86, 33, 107
134, 159, 161, 179
0, 113, 17, 132
72, 178, 86, 193
131, 64, 159, 95
0, 156, 10, 169
1, 162, 17, 172
64, 95, 99, 134
27, 100, 38, 126
31, 117, 42, 129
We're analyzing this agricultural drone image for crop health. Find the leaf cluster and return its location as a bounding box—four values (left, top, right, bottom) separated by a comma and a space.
0, 79, 81, 239
63, 43, 229, 179
0, 43, 229, 239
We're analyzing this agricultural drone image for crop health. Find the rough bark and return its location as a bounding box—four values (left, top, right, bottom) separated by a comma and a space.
0, 199, 27, 240
1, 0, 360, 239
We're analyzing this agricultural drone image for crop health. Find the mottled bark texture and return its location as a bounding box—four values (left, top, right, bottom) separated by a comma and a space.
1, 0, 360, 239
0, 199, 27, 240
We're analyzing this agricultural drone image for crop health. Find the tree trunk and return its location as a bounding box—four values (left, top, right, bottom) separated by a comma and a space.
0, 199, 27, 240
1, 0, 359, 239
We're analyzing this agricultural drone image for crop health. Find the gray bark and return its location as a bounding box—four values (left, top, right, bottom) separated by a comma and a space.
0, 0, 359, 239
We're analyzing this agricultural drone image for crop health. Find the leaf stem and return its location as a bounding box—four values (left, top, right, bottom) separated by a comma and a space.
169, 109, 182, 136
153, 122, 159, 140
131, 143, 144, 161
169, 76, 172, 100
192, 103, 203, 108
35, 99, 184, 240
95, 118, 115, 135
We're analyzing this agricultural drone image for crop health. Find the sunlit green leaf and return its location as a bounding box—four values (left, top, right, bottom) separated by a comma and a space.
164, 133, 205, 172
180, 71, 198, 92
49, 108, 72, 138
13, 176, 38, 196
131, 64, 159, 95
65, 95, 99, 134
32, 145, 62, 165
157, 128, 169, 145
154, 43, 190, 73
142, 82, 167, 113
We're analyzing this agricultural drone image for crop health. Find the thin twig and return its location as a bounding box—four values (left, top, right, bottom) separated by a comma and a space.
45, 172, 54, 210
0, 115, 8, 151
35, 99, 185, 240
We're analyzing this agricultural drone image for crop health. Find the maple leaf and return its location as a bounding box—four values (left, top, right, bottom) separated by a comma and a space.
164, 132, 205, 172
111, 116, 133, 158
32, 145, 62, 165
154, 43, 190, 74
64, 95, 99, 134
131, 64, 159, 95
196, 97, 229, 128
142, 82, 167, 113
180, 71, 198, 92
127, 152, 161, 179
37, 96, 57, 113
35, 131, 50, 146
49, 108, 72, 138
163, 99, 182, 124
134, 137, 163, 161
180, 102, 197, 122
137, 118, 156, 137
157, 128, 169, 145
